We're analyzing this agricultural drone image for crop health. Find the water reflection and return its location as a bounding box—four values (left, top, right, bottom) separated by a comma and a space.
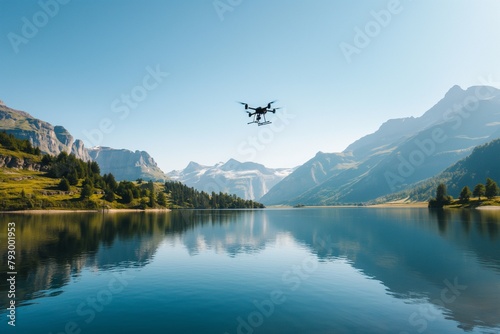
0, 208, 499, 332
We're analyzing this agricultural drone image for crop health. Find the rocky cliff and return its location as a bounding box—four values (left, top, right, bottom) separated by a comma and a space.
1, 101, 168, 181
88, 147, 167, 181
0, 154, 46, 171
0, 103, 91, 161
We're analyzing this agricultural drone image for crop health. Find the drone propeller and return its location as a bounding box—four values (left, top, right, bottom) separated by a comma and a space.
237, 101, 248, 108
266, 100, 278, 109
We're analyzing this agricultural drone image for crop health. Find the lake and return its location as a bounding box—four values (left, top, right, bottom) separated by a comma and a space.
1, 208, 499, 334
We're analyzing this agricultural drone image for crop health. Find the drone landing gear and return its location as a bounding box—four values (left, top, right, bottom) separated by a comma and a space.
247, 120, 272, 126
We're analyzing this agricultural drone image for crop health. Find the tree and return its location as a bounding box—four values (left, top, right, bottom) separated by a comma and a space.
485, 178, 499, 199
58, 177, 71, 191
80, 184, 93, 199
147, 180, 155, 207
103, 187, 115, 202
428, 183, 452, 208
122, 189, 133, 204
473, 184, 486, 200
459, 186, 471, 203
436, 183, 448, 202
67, 170, 79, 186
157, 192, 167, 207
103, 173, 118, 191
89, 161, 100, 175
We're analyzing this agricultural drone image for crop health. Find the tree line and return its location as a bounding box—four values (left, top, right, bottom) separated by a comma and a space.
0, 131, 41, 155
429, 178, 499, 208
1, 135, 265, 210
164, 181, 265, 209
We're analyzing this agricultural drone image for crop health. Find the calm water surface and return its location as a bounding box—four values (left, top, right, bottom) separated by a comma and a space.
0, 208, 499, 334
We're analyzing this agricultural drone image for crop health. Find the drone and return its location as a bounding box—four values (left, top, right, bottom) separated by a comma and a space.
238, 100, 281, 126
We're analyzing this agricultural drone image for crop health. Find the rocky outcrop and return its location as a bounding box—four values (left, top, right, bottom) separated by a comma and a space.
0, 104, 90, 161
1, 102, 168, 179
88, 147, 167, 181
0, 154, 46, 171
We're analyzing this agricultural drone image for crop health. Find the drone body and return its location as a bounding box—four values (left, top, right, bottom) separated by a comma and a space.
238, 100, 281, 126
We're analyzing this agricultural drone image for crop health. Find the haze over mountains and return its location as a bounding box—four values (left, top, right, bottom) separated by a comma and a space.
377, 138, 500, 202
261, 85, 500, 205
1, 84, 499, 204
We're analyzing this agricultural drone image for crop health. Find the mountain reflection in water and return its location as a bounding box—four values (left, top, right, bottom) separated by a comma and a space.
0, 208, 499, 333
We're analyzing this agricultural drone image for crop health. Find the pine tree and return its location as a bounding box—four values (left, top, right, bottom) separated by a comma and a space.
485, 178, 499, 199
157, 192, 167, 207
459, 186, 471, 203
436, 183, 448, 202
58, 177, 71, 191
80, 184, 93, 199
104, 187, 115, 202
473, 184, 486, 200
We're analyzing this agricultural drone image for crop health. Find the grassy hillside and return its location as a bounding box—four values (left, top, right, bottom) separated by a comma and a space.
374, 138, 500, 206
0, 166, 160, 211
0, 133, 264, 211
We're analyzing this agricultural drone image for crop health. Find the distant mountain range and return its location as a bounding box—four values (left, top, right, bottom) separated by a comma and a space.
3, 84, 499, 204
167, 159, 294, 201
0, 102, 167, 181
261, 85, 500, 205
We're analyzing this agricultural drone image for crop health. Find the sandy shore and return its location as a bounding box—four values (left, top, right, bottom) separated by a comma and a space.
367, 202, 429, 208
1, 208, 171, 214
476, 206, 500, 210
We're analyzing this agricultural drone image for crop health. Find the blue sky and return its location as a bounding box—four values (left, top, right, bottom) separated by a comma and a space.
1, 0, 500, 171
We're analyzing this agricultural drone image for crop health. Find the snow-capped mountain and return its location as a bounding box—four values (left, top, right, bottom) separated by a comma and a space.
167, 159, 295, 201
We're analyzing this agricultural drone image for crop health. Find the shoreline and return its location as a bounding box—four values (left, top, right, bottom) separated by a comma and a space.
475, 205, 500, 210
0, 208, 172, 214
366, 202, 428, 208
2, 205, 500, 213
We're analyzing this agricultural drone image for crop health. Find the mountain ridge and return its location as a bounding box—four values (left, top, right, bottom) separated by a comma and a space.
167, 158, 295, 201
0, 102, 168, 182
261, 85, 500, 205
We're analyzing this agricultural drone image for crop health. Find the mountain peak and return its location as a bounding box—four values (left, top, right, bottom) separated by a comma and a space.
221, 158, 242, 170
444, 84, 464, 98
185, 161, 205, 172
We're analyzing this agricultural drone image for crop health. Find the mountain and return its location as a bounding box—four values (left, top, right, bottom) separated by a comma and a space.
88, 146, 167, 181
167, 159, 294, 200
0, 100, 168, 182
0, 102, 90, 161
261, 85, 500, 205
377, 138, 500, 202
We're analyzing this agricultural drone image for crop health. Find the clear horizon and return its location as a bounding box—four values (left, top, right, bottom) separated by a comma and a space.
2, 0, 500, 171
